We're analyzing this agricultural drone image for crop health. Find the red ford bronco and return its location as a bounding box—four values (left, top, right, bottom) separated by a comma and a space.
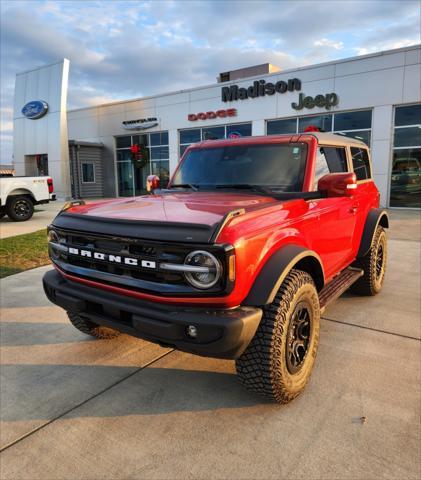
43, 132, 388, 403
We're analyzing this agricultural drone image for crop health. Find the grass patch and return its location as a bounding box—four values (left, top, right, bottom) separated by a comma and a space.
0, 229, 50, 278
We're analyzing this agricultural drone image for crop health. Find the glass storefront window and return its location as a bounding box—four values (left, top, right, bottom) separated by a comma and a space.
334, 110, 372, 131
299, 115, 332, 132
395, 104, 421, 127
391, 104, 421, 208
390, 148, 421, 208
335, 130, 371, 145
179, 144, 189, 158
202, 126, 225, 140
116, 136, 131, 148
132, 134, 148, 146
152, 161, 170, 185
115, 131, 169, 196
180, 129, 201, 144
150, 146, 169, 160
267, 118, 297, 135
266, 110, 372, 145
117, 162, 134, 197
150, 131, 168, 146
226, 123, 252, 137
394, 127, 421, 148
179, 123, 252, 159
116, 149, 132, 161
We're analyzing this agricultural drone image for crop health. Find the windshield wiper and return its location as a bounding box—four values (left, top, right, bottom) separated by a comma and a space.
214, 184, 273, 195
170, 183, 199, 191
214, 184, 325, 201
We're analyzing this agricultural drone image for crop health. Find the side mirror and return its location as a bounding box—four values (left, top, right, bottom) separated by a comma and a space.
318, 172, 357, 197
146, 175, 160, 193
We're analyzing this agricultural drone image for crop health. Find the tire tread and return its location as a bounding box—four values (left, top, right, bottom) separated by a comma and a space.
236, 269, 319, 404
67, 311, 120, 339
351, 226, 387, 296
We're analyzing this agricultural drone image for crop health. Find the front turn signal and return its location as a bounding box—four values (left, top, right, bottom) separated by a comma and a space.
228, 255, 236, 283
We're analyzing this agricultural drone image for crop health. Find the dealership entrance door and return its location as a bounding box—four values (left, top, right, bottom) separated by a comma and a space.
115, 132, 170, 197
24, 154, 48, 176
117, 162, 148, 197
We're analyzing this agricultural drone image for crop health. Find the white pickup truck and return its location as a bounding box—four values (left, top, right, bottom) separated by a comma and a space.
0, 176, 55, 221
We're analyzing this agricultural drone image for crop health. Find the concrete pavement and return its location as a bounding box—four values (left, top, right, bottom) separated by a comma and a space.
0, 198, 113, 239
0, 212, 420, 479
0, 201, 65, 239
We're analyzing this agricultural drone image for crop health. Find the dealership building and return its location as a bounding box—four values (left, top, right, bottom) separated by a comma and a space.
13, 44, 421, 207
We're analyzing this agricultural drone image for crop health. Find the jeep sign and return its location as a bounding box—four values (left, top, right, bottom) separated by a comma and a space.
221, 78, 339, 111
292, 92, 339, 111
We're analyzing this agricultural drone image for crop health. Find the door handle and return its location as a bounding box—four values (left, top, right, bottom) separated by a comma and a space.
349, 205, 358, 214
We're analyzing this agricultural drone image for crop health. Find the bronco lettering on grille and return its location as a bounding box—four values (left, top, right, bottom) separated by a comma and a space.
68, 247, 156, 269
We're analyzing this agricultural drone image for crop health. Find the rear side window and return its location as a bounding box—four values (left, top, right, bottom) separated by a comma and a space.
314, 146, 348, 188
351, 147, 371, 180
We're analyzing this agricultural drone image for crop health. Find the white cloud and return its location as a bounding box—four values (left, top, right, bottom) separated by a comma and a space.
356, 39, 419, 56
314, 38, 344, 50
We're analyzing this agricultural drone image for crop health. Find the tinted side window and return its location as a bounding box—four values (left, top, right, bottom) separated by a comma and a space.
351, 147, 371, 180
314, 147, 348, 188
314, 149, 330, 188
322, 147, 348, 172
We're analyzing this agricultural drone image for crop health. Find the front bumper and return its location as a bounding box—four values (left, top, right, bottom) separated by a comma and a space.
43, 269, 262, 359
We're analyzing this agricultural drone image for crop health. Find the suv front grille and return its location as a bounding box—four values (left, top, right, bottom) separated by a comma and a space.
49, 228, 230, 297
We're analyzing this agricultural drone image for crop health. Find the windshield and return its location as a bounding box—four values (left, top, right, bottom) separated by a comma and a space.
171, 143, 308, 192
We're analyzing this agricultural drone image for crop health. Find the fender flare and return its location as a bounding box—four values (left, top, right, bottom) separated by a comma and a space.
357, 209, 389, 258
242, 244, 325, 307
6, 188, 35, 200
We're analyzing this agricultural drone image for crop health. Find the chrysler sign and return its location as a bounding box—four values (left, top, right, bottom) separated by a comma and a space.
122, 117, 159, 130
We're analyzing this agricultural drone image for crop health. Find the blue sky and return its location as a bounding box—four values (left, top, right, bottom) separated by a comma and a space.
1, 0, 420, 162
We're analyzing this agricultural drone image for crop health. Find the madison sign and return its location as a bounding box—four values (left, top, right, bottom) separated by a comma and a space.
122, 117, 159, 130
222, 78, 301, 101
221, 78, 338, 110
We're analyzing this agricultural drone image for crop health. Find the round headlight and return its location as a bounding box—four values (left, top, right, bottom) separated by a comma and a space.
184, 250, 221, 289
48, 229, 59, 243
47, 230, 61, 260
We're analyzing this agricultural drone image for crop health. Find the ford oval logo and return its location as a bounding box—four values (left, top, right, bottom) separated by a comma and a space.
21, 100, 49, 119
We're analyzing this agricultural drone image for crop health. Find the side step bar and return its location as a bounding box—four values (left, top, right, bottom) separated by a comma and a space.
319, 267, 363, 313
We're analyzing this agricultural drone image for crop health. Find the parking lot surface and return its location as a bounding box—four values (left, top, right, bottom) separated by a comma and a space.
0, 211, 420, 479
0, 199, 113, 239
0, 201, 65, 239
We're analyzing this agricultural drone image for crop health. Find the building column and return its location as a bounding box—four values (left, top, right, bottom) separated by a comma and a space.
12, 59, 71, 200
168, 129, 179, 176
252, 119, 265, 136
370, 105, 393, 207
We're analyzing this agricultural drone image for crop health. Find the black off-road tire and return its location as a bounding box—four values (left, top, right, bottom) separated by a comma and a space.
236, 269, 320, 404
0, 211, 6, 219
67, 311, 121, 339
6, 196, 34, 221
351, 226, 387, 296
